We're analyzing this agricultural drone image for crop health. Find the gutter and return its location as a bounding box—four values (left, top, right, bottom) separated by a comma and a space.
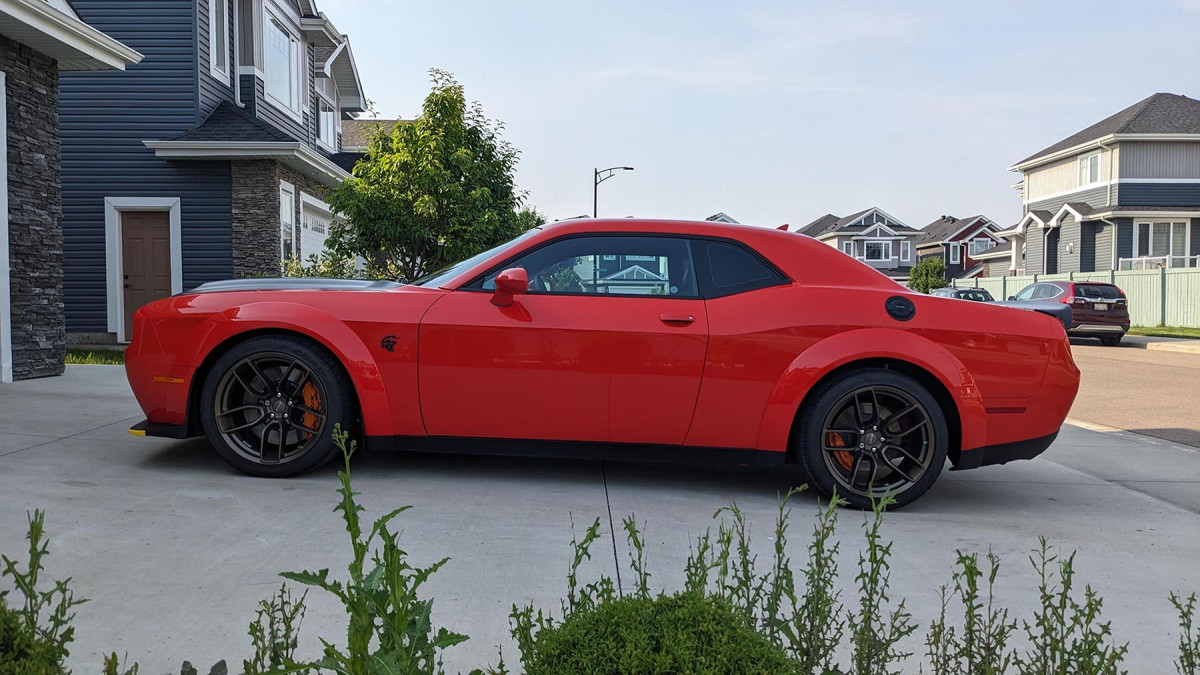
0, 0, 143, 69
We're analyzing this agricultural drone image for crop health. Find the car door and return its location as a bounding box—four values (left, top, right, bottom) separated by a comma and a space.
418, 234, 708, 445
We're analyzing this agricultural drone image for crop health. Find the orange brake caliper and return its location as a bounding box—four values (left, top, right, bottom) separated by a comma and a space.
827, 431, 854, 471
300, 383, 322, 438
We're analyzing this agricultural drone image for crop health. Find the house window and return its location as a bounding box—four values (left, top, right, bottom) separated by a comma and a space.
842, 241, 854, 257
949, 244, 961, 264
1078, 152, 1101, 187
1131, 221, 1191, 268
301, 195, 333, 258
209, 0, 228, 82
280, 182, 296, 261
969, 238, 995, 256
317, 97, 338, 150
900, 240, 911, 262
864, 241, 891, 261
265, 12, 303, 115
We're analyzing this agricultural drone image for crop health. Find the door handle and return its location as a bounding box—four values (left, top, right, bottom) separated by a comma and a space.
660, 312, 695, 324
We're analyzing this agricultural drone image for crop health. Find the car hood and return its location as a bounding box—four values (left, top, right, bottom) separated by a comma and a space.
190, 278, 403, 294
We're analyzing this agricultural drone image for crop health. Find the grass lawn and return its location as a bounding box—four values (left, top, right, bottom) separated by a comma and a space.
66, 348, 125, 365
1127, 326, 1200, 340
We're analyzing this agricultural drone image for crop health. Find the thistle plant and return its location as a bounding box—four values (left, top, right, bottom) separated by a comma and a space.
848, 495, 917, 675
1174, 592, 1199, 675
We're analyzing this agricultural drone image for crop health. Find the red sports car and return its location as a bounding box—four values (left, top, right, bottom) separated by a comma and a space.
126, 218, 1080, 508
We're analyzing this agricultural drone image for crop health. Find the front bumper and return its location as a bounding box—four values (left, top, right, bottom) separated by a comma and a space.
129, 419, 195, 439
953, 430, 1059, 471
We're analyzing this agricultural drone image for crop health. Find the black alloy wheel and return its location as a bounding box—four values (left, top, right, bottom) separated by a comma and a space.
200, 335, 353, 477
796, 368, 949, 509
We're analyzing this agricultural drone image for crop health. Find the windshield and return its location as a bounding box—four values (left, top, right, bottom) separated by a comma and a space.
410, 228, 541, 288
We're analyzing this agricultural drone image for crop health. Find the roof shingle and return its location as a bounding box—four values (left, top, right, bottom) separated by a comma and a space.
164, 101, 298, 143
1016, 93, 1200, 166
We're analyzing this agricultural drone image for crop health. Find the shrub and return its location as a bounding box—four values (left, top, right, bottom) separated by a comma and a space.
521, 592, 799, 674
909, 256, 948, 294
0, 510, 86, 675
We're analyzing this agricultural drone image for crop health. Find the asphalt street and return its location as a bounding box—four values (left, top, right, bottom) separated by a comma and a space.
0, 364, 1197, 673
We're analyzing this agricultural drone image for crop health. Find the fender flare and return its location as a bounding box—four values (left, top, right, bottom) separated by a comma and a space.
181, 302, 394, 437
754, 328, 986, 454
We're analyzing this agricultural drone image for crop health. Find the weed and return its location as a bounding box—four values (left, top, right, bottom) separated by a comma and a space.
244, 584, 308, 675
848, 495, 916, 675
1174, 592, 1199, 675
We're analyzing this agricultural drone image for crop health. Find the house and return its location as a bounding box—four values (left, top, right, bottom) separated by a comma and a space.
332, 117, 401, 171
1007, 93, 1200, 276
796, 207, 923, 281
58, 0, 368, 344
705, 212, 740, 224
0, 0, 139, 382
915, 214, 1004, 279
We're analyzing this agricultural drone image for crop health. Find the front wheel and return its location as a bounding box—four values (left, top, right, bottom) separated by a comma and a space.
795, 368, 949, 510
199, 335, 354, 477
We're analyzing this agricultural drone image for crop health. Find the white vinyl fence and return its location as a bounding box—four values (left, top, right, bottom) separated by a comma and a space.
952, 268, 1200, 328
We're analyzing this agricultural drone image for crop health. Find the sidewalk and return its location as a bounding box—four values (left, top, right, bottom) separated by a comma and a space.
1120, 334, 1200, 354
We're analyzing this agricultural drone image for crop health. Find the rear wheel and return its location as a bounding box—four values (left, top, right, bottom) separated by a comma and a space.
1099, 334, 1123, 347
795, 368, 949, 510
200, 335, 354, 477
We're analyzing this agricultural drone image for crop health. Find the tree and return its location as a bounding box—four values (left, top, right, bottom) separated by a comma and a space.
328, 69, 540, 280
908, 256, 948, 294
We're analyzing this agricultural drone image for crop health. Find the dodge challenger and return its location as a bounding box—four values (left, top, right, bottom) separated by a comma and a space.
126, 218, 1080, 508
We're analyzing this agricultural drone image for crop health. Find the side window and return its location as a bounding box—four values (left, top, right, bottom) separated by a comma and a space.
693, 239, 787, 298
1014, 284, 1037, 301
1033, 284, 1059, 300
479, 235, 699, 297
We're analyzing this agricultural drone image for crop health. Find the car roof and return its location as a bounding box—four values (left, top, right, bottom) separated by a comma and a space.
441, 218, 907, 292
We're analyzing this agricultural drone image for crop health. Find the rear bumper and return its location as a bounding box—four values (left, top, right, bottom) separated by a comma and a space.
129, 419, 195, 440
953, 430, 1058, 470
1069, 323, 1128, 334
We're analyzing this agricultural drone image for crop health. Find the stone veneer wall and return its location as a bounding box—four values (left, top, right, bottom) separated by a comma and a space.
2, 35, 65, 380
230, 159, 328, 277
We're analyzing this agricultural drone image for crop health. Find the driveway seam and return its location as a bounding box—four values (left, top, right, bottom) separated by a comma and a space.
0, 416, 143, 459
1043, 458, 1200, 515
600, 461, 623, 595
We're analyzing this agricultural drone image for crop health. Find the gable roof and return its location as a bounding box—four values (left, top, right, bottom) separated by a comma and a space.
797, 208, 920, 238
705, 212, 740, 224
918, 215, 967, 245
1015, 93, 1200, 167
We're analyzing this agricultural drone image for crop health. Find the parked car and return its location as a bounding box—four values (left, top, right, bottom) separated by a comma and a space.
1007, 281, 1130, 346
931, 287, 994, 302
124, 219, 1080, 509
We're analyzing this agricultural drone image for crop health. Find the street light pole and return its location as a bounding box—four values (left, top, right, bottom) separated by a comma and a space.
593, 166, 634, 218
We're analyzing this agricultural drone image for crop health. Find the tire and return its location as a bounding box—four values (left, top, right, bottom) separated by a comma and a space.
794, 368, 949, 510
199, 334, 355, 477
1099, 335, 1123, 347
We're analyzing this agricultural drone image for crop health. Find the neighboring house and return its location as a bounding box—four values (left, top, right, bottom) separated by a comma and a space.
796, 207, 922, 281
705, 212, 740, 224
332, 117, 401, 171
1008, 93, 1200, 276
58, 0, 367, 344
916, 214, 1004, 279
0, 0, 139, 382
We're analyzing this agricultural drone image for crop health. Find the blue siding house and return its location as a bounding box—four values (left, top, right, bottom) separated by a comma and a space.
1005, 93, 1200, 276
59, 0, 366, 343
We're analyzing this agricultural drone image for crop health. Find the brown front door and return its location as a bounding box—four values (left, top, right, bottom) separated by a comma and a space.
122, 210, 172, 339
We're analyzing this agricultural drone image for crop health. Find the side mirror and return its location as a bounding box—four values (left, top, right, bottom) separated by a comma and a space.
1007, 296, 1017, 301
491, 267, 528, 307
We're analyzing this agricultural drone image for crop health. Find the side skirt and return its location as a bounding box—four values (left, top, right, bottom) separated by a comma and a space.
951, 430, 1059, 471
367, 435, 789, 468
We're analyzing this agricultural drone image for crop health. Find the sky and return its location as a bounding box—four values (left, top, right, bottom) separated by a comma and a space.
330, 0, 1200, 230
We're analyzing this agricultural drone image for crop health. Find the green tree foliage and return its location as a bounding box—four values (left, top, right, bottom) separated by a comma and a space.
328, 70, 542, 281
909, 256, 949, 294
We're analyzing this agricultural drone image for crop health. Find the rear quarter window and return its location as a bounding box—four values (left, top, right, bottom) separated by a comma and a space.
694, 239, 787, 298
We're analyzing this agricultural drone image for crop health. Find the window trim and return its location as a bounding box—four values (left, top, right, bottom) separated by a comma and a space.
949, 244, 961, 264
842, 241, 854, 257
316, 93, 339, 151
279, 180, 296, 261
462, 232, 789, 300
968, 237, 995, 256
208, 0, 229, 83
863, 240, 892, 262
1078, 151, 1101, 187
899, 240, 911, 262
263, 2, 305, 122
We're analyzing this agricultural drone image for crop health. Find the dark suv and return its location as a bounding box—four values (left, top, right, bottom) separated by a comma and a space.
1009, 281, 1130, 346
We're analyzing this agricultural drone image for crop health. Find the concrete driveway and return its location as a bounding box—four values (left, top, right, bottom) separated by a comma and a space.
1, 366, 1198, 673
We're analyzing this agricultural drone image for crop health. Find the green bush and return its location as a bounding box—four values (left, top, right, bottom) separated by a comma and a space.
0, 600, 64, 675
520, 592, 799, 675
908, 256, 948, 294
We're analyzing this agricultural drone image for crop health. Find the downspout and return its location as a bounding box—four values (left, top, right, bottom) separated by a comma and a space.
233, 0, 243, 107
